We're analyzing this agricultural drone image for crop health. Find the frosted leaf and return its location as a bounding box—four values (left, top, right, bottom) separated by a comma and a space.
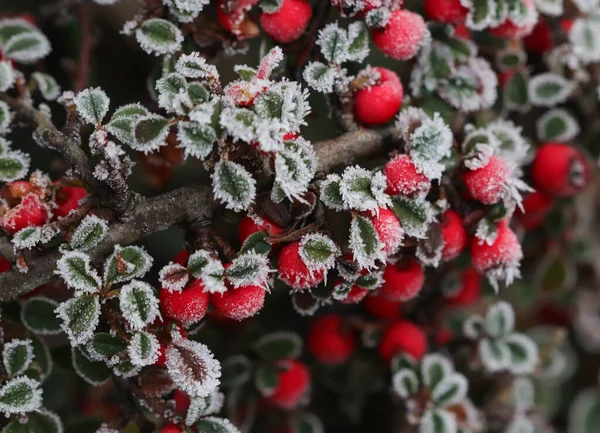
2, 339, 34, 377
463, 0, 497, 30
185, 390, 225, 426
408, 113, 453, 180
255, 119, 286, 153
317, 23, 350, 64
479, 338, 511, 373
187, 250, 227, 294
234, 64, 257, 81
392, 369, 419, 398
12, 227, 43, 250
0, 61, 14, 92
462, 314, 485, 339
303, 62, 336, 94
475, 218, 499, 246
55, 295, 100, 346
537, 108, 580, 142
438, 58, 498, 112
505, 333, 539, 375
464, 143, 494, 171
188, 100, 216, 124
299, 233, 340, 272
485, 301, 515, 337
219, 106, 258, 143
196, 417, 241, 433
56, 251, 102, 293
112, 360, 139, 378
128, 331, 160, 367
165, 338, 221, 398
173, 0, 210, 14
390, 196, 436, 239
135, 18, 183, 56
212, 160, 256, 212
274, 138, 317, 203
68, 215, 108, 252
572, 0, 600, 12
103, 245, 154, 285
159, 262, 190, 293
396, 107, 430, 143
431, 373, 468, 407
346, 21, 369, 62
225, 252, 271, 290
177, 121, 216, 160
0, 376, 43, 416
119, 280, 160, 331
254, 81, 310, 131
131, 114, 170, 154
75, 87, 110, 125
256, 46, 284, 80
3, 31, 51, 64
0, 149, 31, 182
365, 8, 391, 28
419, 409, 457, 433
528, 73, 575, 107
339, 166, 390, 214
156, 72, 192, 115
0, 100, 12, 132
487, 120, 531, 164
569, 18, 600, 64
349, 215, 386, 270
176, 52, 219, 80
534, 0, 563, 16
32, 72, 61, 100
320, 174, 346, 211
421, 354, 452, 389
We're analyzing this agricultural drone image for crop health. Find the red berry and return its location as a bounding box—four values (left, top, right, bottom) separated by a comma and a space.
259, 0, 312, 44
368, 207, 403, 256
341, 285, 369, 304
471, 222, 522, 277
372, 10, 426, 60
354, 67, 403, 126
435, 328, 453, 346
2, 181, 34, 199
516, 191, 554, 230
266, 360, 310, 409
463, 155, 509, 205
212, 283, 266, 321
218, 0, 259, 34
424, 0, 468, 24
379, 320, 427, 361
239, 214, 283, 244
489, 0, 536, 39
1, 193, 50, 235
172, 249, 189, 266
173, 390, 190, 413
497, 69, 516, 88
160, 423, 182, 433
446, 269, 481, 306
560, 19, 574, 34
454, 24, 472, 39
531, 143, 590, 197
384, 154, 431, 198
278, 242, 325, 290
363, 294, 402, 320
440, 210, 467, 261
54, 186, 88, 219
0, 256, 10, 273
307, 314, 355, 365
524, 18, 554, 53
379, 258, 425, 302
160, 280, 210, 325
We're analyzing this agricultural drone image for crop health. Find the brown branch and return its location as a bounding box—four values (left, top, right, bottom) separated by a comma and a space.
73, 3, 95, 92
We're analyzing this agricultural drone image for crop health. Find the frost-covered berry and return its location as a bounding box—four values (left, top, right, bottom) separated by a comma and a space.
363, 294, 402, 319
211, 282, 266, 321
440, 210, 467, 261
266, 359, 310, 409
524, 18, 554, 53
384, 154, 431, 198
446, 269, 481, 306
239, 214, 283, 244
54, 186, 88, 219
368, 207, 403, 256
463, 155, 509, 205
159, 280, 210, 325
341, 285, 369, 304
354, 67, 403, 126
531, 143, 590, 197
1, 193, 50, 235
424, 0, 468, 24
379, 258, 425, 302
217, 0, 258, 36
489, 0, 537, 39
379, 320, 427, 361
372, 10, 427, 60
259, 0, 312, 44
278, 242, 325, 290
160, 423, 182, 433
307, 314, 355, 365
516, 191, 554, 230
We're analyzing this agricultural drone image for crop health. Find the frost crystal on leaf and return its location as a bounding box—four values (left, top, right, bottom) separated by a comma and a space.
75, 88, 110, 125
175, 52, 219, 80
570, 18, 600, 64
487, 120, 531, 164
55, 295, 100, 346
212, 160, 257, 212
2, 339, 34, 377
185, 390, 225, 426
349, 215, 386, 270
177, 121, 216, 160
187, 250, 227, 294
299, 233, 341, 272
135, 18, 183, 56
119, 280, 161, 331
317, 23, 350, 64
32, 72, 61, 100
339, 166, 390, 214
159, 262, 189, 293
528, 73, 575, 107
128, 332, 160, 367
0, 101, 12, 132
0, 61, 14, 92
408, 112, 453, 180
320, 174, 346, 211
56, 251, 102, 293
69, 215, 108, 252
0, 376, 43, 416
274, 138, 317, 203
225, 252, 271, 290
536, 108, 580, 142
0, 19, 51, 64
156, 72, 192, 115
303, 62, 336, 93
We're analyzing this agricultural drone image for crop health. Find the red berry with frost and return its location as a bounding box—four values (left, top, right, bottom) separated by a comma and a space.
54, 186, 88, 219
239, 214, 283, 244
363, 294, 402, 320
160, 280, 210, 325
440, 210, 467, 261
212, 283, 266, 321
1, 193, 50, 235
2, 181, 34, 200
446, 269, 481, 306
266, 359, 310, 409
384, 154, 431, 198
307, 314, 355, 365
368, 207, 403, 256
173, 390, 190, 413
372, 10, 426, 60
516, 191, 554, 230
531, 143, 590, 197
160, 423, 182, 433
489, 0, 536, 39
424, 0, 468, 24
278, 242, 325, 290
218, 0, 259, 36
463, 155, 509, 205
259, 0, 312, 44
354, 67, 403, 126
379, 320, 427, 361
379, 258, 425, 302
524, 18, 554, 53
341, 285, 369, 304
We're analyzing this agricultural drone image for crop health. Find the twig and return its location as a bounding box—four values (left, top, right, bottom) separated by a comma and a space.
73, 3, 95, 92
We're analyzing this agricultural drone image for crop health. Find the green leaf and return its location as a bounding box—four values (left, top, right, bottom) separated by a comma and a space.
347, 22, 369, 62
240, 231, 272, 255
252, 332, 302, 361
504, 70, 529, 109
11, 227, 42, 250
29, 335, 52, 379
21, 297, 62, 335
349, 215, 384, 269
103, 245, 153, 285
56, 252, 102, 293
318, 25, 349, 64
430, 373, 468, 406
0, 152, 29, 182
188, 82, 210, 104
303, 62, 335, 93
0, 376, 42, 414
421, 354, 451, 389
212, 160, 256, 212
177, 121, 216, 160
3, 32, 50, 64
390, 196, 433, 239
391, 369, 419, 398
478, 338, 510, 373
66, 215, 107, 252
320, 176, 345, 210
470, 0, 495, 29
4, 410, 62, 433
75, 87, 110, 125
485, 301, 515, 337
135, 18, 183, 56
420, 409, 456, 433
234, 65, 257, 81
220, 355, 252, 389
255, 364, 279, 396
528, 73, 574, 107
568, 389, 600, 433
72, 347, 111, 386
3, 339, 34, 377
0, 19, 35, 45
505, 333, 538, 375
118, 280, 160, 330
0, 61, 14, 92
195, 417, 240, 433
31, 72, 60, 101
88, 333, 127, 359
55, 295, 100, 346
132, 115, 170, 153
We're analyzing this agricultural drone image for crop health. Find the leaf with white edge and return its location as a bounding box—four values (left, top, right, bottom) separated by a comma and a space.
0, 19, 36, 45
212, 160, 256, 212
195, 417, 241, 433
226, 252, 271, 289
294, 413, 325, 433
0, 137, 10, 154
346, 21, 369, 62
30, 335, 52, 380
504, 69, 529, 110
175, 52, 219, 80
513, 377, 535, 411
119, 280, 160, 331
485, 301, 515, 337
234, 64, 257, 81
298, 233, 340, 272
391, 196, 435, 239
11, 227, 42, 250
103, 245, 154, 285
128, 332, 160, 367
71, 347, 110, 386
431, 373, 468, 407
528, 73, 574, 107
536, 108, 580, 142
320, 174, 346, 211
135, 18, 183, 56
177, 121, 216, 160
259, 0, 283, 13
156, 72, 192, 115
219, 106, 258, 143
391, 369, 419, 398
421, 354, 452, 389
132, 114, 170, 154
55, 295, 100, 346
185, 390, 225, 426
21, 297, 62, 335
273, 138, 317, 202
479, 338, 511, 373
240, 231, 271, 255
165, 338, 222, 398
349, 215, 385, 270
2, 339, 34, 377
505, 333, 539, 375
568, 388, 600, 433
75, 88, 110, 125
187, 250, 226, 294
0, 101, 12, 132
69, 215, 108, 251
465, 0, 496, 30
252, 331, 302, 362
0, 61, 14, 92
570, 18, 600, 64
317, 23, 350, 64
31, 72, 60, 101
303, 62, 336, 94
112, 360, 139, 378
255, 364, 279, 397
55, 251, 101, 293
158, 262, 190, 293
339, 166, 390, 214
3, 32, 51, 64
462, 315, 485, 339
220, 355, 252, 389
419, 409, 457, 433
3, 409, 63, 433
0, 376, 42, 416
107, 103, 150, 144
87, 333, 127, 361
506, 416, 535, 433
